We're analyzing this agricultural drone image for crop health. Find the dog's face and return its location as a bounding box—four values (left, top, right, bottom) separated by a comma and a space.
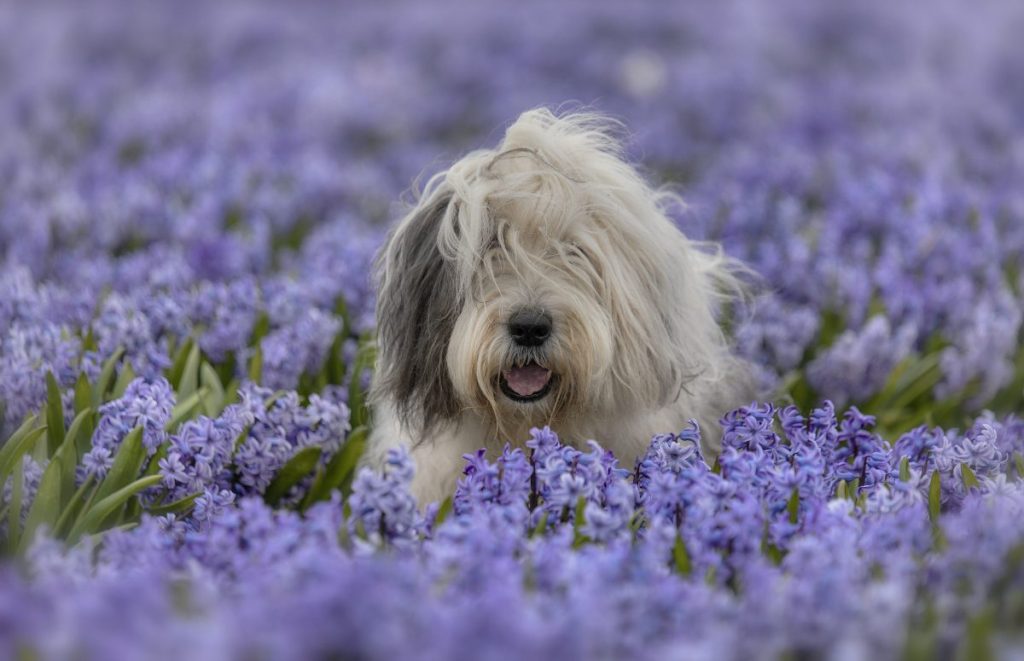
444, 170, 616, 434
373, 109, 736, 442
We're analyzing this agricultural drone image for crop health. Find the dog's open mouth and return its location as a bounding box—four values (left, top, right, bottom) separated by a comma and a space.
500, 362, 553, 402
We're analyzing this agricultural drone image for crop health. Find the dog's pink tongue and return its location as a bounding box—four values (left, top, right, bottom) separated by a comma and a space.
503, 364, 551, 396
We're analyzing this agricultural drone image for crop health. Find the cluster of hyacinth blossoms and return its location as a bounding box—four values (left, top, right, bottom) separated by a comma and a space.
2, 0, 1024, 659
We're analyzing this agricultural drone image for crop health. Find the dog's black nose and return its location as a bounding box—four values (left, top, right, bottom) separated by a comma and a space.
508, 310, 552, 347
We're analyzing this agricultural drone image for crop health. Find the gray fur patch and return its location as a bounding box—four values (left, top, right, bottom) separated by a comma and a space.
372, 193, 461, 437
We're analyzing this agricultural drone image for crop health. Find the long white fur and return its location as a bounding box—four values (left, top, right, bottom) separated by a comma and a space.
366, 108, 753, 505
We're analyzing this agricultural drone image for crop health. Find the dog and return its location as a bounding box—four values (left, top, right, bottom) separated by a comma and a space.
366, 108, 755, 504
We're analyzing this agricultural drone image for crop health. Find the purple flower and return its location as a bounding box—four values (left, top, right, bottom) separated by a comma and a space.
807, 317, 917, 407
89, 377, 176, 467
231, 384, 350, 497
348, 448, 421, 548
259, 308, 342, 390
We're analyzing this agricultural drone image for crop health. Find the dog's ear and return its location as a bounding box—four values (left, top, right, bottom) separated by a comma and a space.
372, 190, 461, 436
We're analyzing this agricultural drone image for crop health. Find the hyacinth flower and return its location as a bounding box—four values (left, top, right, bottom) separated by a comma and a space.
347, 448, 422, 549
1, 341, 358, 554
4, 411, 1023, 659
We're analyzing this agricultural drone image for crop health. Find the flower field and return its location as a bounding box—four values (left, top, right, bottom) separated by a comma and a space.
2, 1, 1024, 659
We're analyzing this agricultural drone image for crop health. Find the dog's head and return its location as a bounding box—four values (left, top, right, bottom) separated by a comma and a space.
373, 108, 743, 442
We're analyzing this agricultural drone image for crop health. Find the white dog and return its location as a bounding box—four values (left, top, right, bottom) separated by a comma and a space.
366, 108, 754, 504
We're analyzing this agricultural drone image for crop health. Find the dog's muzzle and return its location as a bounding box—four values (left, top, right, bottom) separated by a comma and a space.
500, 309, 555, 402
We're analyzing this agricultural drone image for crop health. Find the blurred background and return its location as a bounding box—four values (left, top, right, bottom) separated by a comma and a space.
1, 0, 1023, 433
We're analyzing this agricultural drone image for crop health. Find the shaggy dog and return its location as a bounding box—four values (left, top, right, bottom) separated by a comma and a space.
366, 108, 754, 504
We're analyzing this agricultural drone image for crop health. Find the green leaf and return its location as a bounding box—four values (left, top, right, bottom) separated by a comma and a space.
301, 426, 368, 508
147, 492, 201, 517
932, 523, 948, 552
143, 444, 168, 478
222, 378, 241, 407
67, 474, 163, 544
433, 496, 454, 528
763, 541, 784, 565
864, 352, 942, 414
787, 488, 800, 524
167, 337, 195, 390
959, 607, 995, 661
260, 391, 288, 410
572, 496, 588, 548
6, 460, 24, 552
74, 411, 96, 465
165, 387, 209, 432
111, 361, 136, 400
20, 454, 67, 552
886, 356, 943, 414
856, 489, 868, 510
530, 511, 549, 538
0, 416, 46, 485
53, 474, 96, 538
673, 535, 692, 575
214, 353, 238, 388
923, 331, 951, 355
960, 463, 980, 490
60, 409, 93, 505
232, 425, 251, 453
73, 373, 92, 414
250, 311, 271, 345
834, 480, 847, 500
200, 362, 225, 418
264, 446, 322, 506
248, 345, 263, 383
899, 456, 911, 482
1016, 453, 1024, 479
178, 341, 201, 400
333, 296, 352, 340
81, 326, 98, 352
93, 347, 126, 406
348, 339, 376, 429
325, 331, 346, 386
93, 427, 146, 506
928, 470, 942, 523
353, 516, 369, 542
902, 599, 938, 661
125, 488, 144, 522
0, 503, 8, 531
863, 355, 915, 412
126, 445, 167, 524
816, 309, 846, 349
44, 371, 65, 457
337, 501, 353, 550
989, 342, 1024, 414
